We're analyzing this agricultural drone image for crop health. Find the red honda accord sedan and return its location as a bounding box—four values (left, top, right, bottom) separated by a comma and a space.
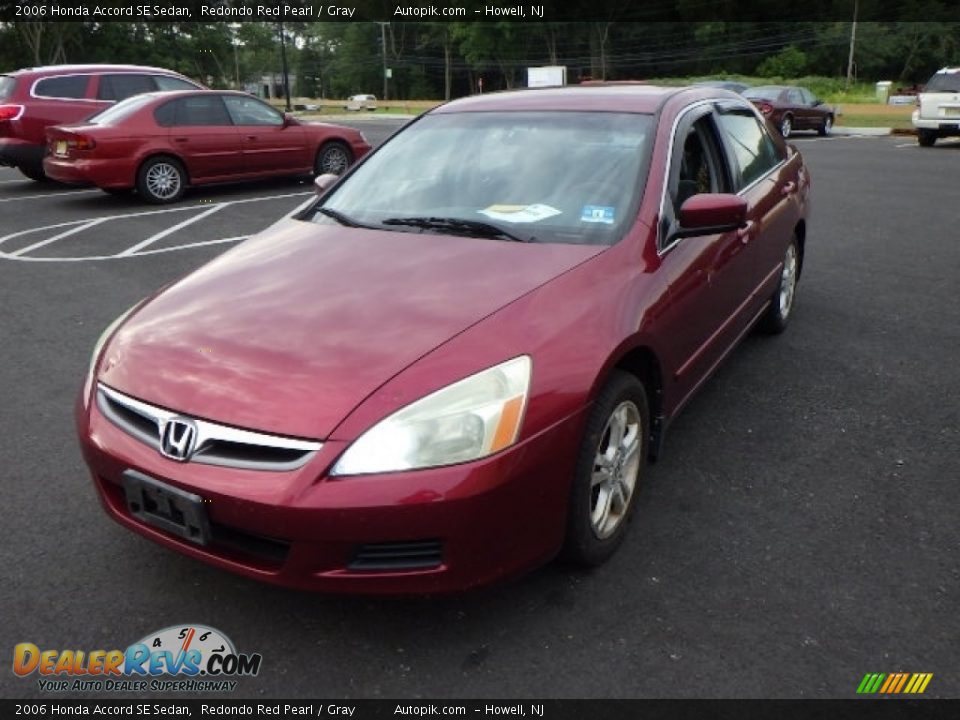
44, 90, 370, 202
76, 85, 811, 593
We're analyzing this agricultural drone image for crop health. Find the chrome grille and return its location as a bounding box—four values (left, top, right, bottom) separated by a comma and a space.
97, 383, 321, 472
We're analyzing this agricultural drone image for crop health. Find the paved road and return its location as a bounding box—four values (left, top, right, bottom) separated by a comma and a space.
1, 125, 957, 699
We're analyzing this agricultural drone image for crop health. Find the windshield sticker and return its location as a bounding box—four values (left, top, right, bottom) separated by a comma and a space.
580, 205, 616, 224
479, 204, 562, 224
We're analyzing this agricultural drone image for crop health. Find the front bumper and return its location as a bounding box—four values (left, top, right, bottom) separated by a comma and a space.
77, 390, 586, 594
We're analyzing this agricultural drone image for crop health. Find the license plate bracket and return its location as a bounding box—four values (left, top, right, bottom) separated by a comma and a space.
122, 470, 211, 546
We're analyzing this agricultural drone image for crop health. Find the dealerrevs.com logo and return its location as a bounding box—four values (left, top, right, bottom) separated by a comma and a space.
13, 624, 262, 693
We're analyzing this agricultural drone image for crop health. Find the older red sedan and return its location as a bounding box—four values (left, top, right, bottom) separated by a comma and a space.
77, 85, 810, 593
44, 90, 370, 202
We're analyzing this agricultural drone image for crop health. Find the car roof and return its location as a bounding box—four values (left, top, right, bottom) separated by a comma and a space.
433, 85, 687, 114
10, 64, 187, 77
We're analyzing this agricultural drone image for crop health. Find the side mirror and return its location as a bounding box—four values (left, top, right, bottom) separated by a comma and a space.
282, 112, 297, 128
314, 173, 339, 195
674, 193, 747, 239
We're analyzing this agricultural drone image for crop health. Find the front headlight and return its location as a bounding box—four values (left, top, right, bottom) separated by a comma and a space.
81, 303, 141, 401
331, 356, 532, 475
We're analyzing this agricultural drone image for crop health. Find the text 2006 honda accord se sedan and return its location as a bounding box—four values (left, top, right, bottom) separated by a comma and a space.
77, 85, 810, 594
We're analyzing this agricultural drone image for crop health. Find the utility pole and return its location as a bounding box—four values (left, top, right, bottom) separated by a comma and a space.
376, 22, 389, 101
278, 22, 292, 111
846, 0, 858, 88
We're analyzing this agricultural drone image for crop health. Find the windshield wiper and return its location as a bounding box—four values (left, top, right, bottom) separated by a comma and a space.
380, 216, 535, 243
316, 207, 372, 228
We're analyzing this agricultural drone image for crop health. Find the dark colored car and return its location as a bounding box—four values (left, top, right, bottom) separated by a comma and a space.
744, 85, 835, 138
0, 64, 202, 181
693, 80, 750, 94
44, 90, 371, 203
77, 85, 811, 594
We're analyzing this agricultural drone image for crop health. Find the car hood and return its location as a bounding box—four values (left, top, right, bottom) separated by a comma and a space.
99, 219, 605, 439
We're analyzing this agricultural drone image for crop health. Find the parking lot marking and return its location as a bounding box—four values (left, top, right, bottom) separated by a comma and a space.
0, 190, 311, 262
0, 188, 101, 202
118, 203, 226, 256
11, 217, 108, 257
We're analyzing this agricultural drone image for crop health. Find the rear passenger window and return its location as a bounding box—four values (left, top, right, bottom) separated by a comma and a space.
34, 75, 89, 99
0, 76, 16, 100
154, 101, 177, 127
98, 74, 156, 102
715, 109, 783, 188
154, 75, 199, 92
171, 96, 231, 126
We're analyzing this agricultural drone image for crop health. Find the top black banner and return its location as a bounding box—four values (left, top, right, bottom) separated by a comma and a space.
0, 0, 956, 23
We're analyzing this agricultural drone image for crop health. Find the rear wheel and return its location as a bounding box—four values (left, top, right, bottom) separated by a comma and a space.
779, 114, 793, 138
818, 115, 833, 137
759, 237, 800, 335
18, 163, 46, 182
315, 141, 352, 176
563, 371, 648, 567
917, 129, 937, 147
136, 156, 185, 204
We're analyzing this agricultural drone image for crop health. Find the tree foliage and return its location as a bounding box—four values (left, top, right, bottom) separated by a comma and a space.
1, 20, 958, 98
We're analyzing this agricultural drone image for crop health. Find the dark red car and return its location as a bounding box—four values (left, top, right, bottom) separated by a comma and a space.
44, 90, 371, 202
0, 64, 202, 181
744, 85, 836, 138
77, 85, 810, 593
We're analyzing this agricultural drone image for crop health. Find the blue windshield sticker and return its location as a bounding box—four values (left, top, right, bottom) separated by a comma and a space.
581, 205, 615, 224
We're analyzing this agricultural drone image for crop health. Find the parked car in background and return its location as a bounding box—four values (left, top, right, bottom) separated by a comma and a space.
344, 94, 378, 111
77, 84, 811, 593
912, 67, 960, 147
0, 64, 202, 181
744, 85, 835, 138
693, 80, 750, 94
44, 90, 370, 203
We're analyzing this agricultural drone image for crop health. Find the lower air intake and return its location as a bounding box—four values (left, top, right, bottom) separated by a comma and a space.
348, 540, 443, 571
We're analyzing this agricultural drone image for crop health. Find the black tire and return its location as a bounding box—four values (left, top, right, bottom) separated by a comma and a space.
818, 115, 833, 137
759, 236, 800, 335
563, 370, 649, 567
779, 114, 793, 138
917, 130, 937, 147
136, 156, 186, 204
314, 141, 353, 176
18, 163, 46, 182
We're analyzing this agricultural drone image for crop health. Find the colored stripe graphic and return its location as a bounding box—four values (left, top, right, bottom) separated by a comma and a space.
857, 672, 933, 694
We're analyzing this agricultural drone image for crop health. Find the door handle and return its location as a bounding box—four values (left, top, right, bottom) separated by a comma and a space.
737, 220, 756, 244
246, 135, 258, 141
174, 137, 188, 143
781, 181, 797, 196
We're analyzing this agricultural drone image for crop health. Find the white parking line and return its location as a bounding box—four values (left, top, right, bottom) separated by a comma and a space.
11, 217, 108, 257
0, 189, 101, 202
0, 190, 311, 262
118, 203, 225, 256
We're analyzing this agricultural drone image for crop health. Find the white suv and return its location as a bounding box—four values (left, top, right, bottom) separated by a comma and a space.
912, 67, 960, 147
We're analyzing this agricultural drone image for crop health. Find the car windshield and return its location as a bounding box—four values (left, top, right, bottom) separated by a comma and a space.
0, 76, 15, 100
86, 94, 158, 124
925, 72, 960, 93
744, 86, 784, 101
312, 111, 653, 246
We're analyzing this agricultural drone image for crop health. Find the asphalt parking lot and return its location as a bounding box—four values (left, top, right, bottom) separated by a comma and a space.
2, 123, 958, 700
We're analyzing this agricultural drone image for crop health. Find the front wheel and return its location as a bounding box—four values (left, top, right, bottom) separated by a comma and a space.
759, 237, 800, 334
136, 156, 186, 204
917, 129, 937, 147
818, 115, 833, 137
315, 141, 353, 176
779, 114, 793, 138
563, 371, 649, 567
